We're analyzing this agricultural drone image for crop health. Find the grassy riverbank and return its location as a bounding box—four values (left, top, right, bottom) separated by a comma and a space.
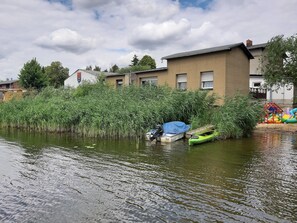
0, 83, 262, 139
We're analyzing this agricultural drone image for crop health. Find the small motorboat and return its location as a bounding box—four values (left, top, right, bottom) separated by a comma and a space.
188, 129, 219, 146
146, 121, 190, 143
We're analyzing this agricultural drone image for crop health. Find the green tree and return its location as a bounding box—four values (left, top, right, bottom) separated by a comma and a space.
118, 65, 150, 74
19, 58, 48, 90
94, 66, 101, 71
96, 73, 106, 84
44, 61, 69, 88
86, 65, 92, 70
139, 55, 156, 69
261, 34, 297, 103
130, 54, 139, 66
109, 64, 119, 73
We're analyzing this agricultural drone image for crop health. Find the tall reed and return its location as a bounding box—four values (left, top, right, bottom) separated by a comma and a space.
0, 84, 214, 139
212, 95, 263, 138
189, 94, 263, 139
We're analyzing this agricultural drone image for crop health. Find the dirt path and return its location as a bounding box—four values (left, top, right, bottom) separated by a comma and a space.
255, 123, 297, 133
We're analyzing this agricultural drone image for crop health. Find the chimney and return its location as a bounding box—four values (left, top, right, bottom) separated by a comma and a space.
246, 39, 253, 47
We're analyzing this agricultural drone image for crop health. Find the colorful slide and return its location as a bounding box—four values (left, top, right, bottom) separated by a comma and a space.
283, 108, 297, 123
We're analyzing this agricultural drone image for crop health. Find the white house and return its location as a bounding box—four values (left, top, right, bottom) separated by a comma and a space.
64, 69, 122, 88
247, 40, 294, 107
64, 69, 99, 88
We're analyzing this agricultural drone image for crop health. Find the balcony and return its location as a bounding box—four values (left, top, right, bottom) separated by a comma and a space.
250, 87, 267, 99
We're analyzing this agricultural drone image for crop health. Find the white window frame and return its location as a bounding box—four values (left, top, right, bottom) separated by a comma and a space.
176, 74, 187, 90
252, 82, 261, 88
201, 71, 214, 90
141, 77, 157, 86
116, 79, 123, 88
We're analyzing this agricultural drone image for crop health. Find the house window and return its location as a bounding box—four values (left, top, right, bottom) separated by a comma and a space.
176, 74, 187, 90
253, 82, 261, 88
201, 71, 214, 89
141, 77, 157, 86
116, 79, 123, 88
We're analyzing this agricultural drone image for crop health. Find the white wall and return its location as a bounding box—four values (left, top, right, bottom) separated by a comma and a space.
249, 48, 263, 75
249, 46, 294, 106
267, 84, 293, 105
249, 75, 294, 105
64, 70, 97, 88
249, 76, 264, 88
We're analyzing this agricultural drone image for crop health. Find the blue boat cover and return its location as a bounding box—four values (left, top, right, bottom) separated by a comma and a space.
162, 121, 190, 134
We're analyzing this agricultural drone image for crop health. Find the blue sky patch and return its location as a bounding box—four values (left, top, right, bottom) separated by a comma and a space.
48, 0, 213, 11
47, 0, 72, 9
178, 0, 213, 9
94, 10, 101, 20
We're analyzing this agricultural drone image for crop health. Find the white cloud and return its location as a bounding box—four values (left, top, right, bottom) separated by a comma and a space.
125, 0, 179, 20
180, 21, 241, 50
72, 0, 178, 21
35, 28, 97, 54
129, 19, 191, 50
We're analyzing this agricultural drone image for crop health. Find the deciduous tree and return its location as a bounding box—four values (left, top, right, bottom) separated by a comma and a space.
118, 65, 150, 74
44, 61, 69, 88
86, 65, 92, 70
19, 58, 48, 90
109, 64, 119, 73
261, 34, 297, 103
139, 55, 156, 69
94, 66, 101, 71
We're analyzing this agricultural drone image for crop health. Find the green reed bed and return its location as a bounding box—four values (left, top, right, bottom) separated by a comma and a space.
190, 94, 263, 139
213, 95, 263, 138
0, 83, 215, 138
0, 83, 262, 139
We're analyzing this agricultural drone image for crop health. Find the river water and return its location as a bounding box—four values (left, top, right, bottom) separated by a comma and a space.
0, 129, 296, 223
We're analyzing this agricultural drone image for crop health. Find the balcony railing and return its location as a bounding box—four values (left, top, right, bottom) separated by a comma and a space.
250, 87, 267, 99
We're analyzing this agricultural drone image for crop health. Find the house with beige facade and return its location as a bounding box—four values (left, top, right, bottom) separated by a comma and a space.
65, 42, 262, 103
132, 43, 253, 99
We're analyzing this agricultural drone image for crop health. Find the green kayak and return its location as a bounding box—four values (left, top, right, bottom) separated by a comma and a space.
188, 129, 219, 146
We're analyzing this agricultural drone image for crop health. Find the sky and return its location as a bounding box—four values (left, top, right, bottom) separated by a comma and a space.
1, 0, 297, 80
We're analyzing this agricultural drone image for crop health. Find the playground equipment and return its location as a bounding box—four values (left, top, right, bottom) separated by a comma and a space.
263, 102, 283, 124
282, 107, 297, 123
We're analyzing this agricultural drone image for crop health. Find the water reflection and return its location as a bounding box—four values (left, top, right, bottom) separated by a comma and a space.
0, 129, 296, 222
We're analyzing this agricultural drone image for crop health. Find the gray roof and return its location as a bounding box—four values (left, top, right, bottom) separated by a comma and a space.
0, 79, 18, 85
80, 69, 123, 77
247, 43, 267, 50
133, 67, 168, 74
103, 72, 124, 77
82, 69, 101, 76
162, 42, 254, 60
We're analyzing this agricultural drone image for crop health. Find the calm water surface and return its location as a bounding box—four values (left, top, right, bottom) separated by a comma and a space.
0, 129, 297, 222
